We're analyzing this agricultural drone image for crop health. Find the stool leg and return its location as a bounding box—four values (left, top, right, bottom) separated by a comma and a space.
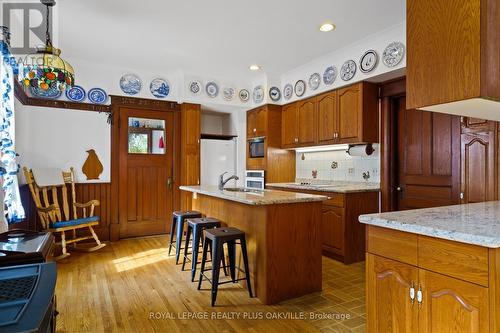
168, 215, 176, 256
175, 217, 184, 264
240, 237, 253, 298
227, 240, 236, 283
221, 246, 229, 277
190, 226, 201, 282
211, 240, 223, 307
182, 225, 192, 271
197, 240, 210, 290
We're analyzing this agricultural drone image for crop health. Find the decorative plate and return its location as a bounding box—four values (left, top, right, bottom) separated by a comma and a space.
119, 73, 142, 95
189, 80, 202, 95
382, 42, 405, 68
30, 85, 62, 99
269, 86, 281, 102
294, 80, 306, 97
65, 85, 85, 102
323, 66, 337, 85
88, 88, 108, 104
360, 50, 379, 73
340, 60, 357, 81
253, 85, 265, 103
149, 78, 170, 98
205, 81, 219, 98
283, 84, 293, 100
308, 73, 321, 90
222, 87, 235, 101
239, 89, 250, 102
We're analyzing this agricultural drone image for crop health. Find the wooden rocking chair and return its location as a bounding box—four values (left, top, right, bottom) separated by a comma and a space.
23, 167, 106, 260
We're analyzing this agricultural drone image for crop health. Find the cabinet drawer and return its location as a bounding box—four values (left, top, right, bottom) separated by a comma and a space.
367, 226, 418, 266
323, 193, 345, 207
418, 236, 489, 287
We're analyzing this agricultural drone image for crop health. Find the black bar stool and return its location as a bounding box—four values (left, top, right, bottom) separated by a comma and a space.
167, 211, 202, 264
197, 227, 253, 306
182, 217, 226, 282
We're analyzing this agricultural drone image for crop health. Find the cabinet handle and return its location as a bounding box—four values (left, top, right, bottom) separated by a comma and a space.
417, 285, 423, 308
253, 128, 257, 133
409, 282, 415, 305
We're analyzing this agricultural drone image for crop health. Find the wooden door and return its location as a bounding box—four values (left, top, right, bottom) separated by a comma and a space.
282, 103, 298, 148
297, 99, 317, 145
367, 254, 418, 333
247, 110, 256, 138
247, 107, 267, 138
419, 269, 489, 333
317, 91, 338, 144
396, 97, 460, 209
119, 108, 174, 238
337, 84, 361, 143
461, 131, 495, 203
321, 205, 344, 256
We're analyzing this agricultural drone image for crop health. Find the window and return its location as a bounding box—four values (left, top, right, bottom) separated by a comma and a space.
128, 117, 166, 154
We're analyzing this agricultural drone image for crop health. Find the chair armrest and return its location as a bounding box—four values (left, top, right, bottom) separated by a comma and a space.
38, 204, 59, 213
74, 200, 100, 208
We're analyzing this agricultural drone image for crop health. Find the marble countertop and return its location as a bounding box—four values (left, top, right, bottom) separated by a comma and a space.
179, 185, 328, 206
266, 181, 380, 193
359, 201, 500, 248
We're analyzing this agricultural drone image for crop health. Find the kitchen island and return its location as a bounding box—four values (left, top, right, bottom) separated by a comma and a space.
180, 185, 328, 304
359, 202, 500, 332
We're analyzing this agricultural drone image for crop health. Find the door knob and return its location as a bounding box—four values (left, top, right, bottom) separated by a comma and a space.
396, 186, 402, 191
167, 178, 173, 190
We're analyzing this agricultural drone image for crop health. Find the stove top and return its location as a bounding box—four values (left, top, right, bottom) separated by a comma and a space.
0, 230, 54, 267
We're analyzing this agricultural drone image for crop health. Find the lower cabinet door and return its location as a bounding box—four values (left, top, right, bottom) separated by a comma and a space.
321, 205, 344, 256
367, 254, 419, 333
418, 269, 489, 333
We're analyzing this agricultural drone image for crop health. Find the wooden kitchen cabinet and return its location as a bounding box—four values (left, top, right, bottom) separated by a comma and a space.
247, 107, 267, 138
406, 0, 500, 111
316, 91, 337, 144
321, 205, 344, 256
297, 99, 317, 145
366, 226, 496, 332
281, 102, 299, 148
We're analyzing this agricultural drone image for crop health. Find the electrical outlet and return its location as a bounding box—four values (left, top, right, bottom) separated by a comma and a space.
348, 168, 354, 174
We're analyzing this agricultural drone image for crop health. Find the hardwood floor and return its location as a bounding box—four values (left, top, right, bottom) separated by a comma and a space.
55, 236, 366, 333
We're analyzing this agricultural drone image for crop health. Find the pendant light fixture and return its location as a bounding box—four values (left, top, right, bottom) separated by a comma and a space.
19, 0, 74, 93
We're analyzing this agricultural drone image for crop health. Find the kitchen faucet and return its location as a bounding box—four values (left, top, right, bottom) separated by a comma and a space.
218, 172, 239, 190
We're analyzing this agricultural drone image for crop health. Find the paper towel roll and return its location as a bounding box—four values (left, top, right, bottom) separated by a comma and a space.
347, 144, 374, 157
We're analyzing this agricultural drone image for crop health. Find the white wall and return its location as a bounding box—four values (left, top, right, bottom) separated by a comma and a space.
15, 101, 111, 184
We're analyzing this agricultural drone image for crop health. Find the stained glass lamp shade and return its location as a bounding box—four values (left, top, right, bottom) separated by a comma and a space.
19, 0, 74, 92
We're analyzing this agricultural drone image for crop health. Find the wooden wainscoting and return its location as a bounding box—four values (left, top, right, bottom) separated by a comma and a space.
18, 182, 111, 241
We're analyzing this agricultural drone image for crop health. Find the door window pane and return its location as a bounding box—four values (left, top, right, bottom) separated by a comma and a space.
128, 117, 166, 154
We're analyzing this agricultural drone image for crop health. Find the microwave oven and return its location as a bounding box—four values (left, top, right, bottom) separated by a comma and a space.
245, 170, 265, 190
248, 137, 265, 158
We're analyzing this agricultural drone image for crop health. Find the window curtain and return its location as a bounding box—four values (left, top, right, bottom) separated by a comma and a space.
0, 40, 25, 224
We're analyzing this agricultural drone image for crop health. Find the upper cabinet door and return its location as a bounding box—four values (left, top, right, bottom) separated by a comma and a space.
337, 84, 361, 143
282, 103, 299, 148
418, 269, 489, 333
297, 99, 317, 145
317, 91, 338, 144
366, 254, 419, 333
247, 107, 267, 138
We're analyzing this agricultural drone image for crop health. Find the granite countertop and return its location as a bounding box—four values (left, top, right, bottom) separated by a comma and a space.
179, 185, 328, 206
359, 201, 500, 248
266, 181, 380, 193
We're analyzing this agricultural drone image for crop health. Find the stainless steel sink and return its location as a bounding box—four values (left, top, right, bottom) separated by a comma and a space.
223, 187, 262, 193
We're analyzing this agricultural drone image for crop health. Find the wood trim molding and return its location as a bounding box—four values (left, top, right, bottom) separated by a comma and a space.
14, 81, 111, 113
110, 95, 180, 111
379, 77, 406, 98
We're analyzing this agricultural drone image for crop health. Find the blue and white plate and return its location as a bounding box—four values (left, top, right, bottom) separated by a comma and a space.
205, 81, 219, 98
65, 85, 86, 102
150, 78, 170, 98
223, 87, 235, 101
119, 73, 142, 95
30, 86, 62, 99
283, 84, 293, 100
253, 85, 265, 103
189, 80, 203, 95
308, 73, 321, 90
239, 89, 250, 102
323, 66, 337, 85
269, 87, 281, 102
294, 80, 306, 97
88, 88, 108, 104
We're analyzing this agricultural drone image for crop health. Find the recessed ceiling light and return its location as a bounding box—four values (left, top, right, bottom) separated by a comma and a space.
319, 23, 335, 32
249, 65, 261, 71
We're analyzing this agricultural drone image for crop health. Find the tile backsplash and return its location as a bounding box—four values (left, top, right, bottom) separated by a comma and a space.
295, 144, 380, 183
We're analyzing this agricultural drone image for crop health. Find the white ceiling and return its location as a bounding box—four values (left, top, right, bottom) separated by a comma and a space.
57, 0, 405, 83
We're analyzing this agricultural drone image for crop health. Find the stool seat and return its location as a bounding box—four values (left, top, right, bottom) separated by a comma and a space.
173, 211, 202, 218
188, 217, 221, 228
204, 227, 243, 241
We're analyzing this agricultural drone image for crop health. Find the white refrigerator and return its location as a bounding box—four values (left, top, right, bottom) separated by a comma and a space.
200, 139, 237, 187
